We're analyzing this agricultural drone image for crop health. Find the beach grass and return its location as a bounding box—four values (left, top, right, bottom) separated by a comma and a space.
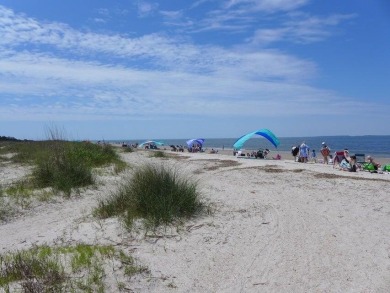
0, 197, 13, 222
121, 147, 134, 153
150, 150, 166, 158
95, 164, 207, 228
0, 244, 147, 292
32, 142, 95, 195
0, 140, 124, 195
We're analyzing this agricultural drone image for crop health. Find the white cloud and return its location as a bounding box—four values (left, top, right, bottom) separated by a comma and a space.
137, 1, 159, 17
225, 0, 309, 12
160, 10, 183, 19
0, 4, 385, 125
250, 13, 357, 45
0, 46, 380, 123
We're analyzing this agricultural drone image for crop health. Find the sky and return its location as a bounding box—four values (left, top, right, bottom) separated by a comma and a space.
0, 0, 389, 141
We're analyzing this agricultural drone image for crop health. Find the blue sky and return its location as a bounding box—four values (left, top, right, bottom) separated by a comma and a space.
0, 0, 389, 140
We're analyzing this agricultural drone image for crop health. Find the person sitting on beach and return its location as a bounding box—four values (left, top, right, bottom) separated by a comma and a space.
366, 156, 381, 170
345, 155, 357, 172
273, 154, 281, 160
210, 148, 218, 154
337, 150, 357, 172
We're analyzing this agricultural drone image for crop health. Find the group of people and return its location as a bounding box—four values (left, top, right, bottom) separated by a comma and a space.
189, 144, 203, 153
337, 149, 357, 172
291, 141, 383, 173
337, 150, 382, 172
292, 141, 334, 164
290, 141, 323, 163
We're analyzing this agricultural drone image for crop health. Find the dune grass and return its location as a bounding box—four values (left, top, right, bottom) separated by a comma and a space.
121, 147, 134, 153
95, 164, 207, 228
0, 244, 147, 292
32, 141, 95, 195
150, 150, 166, 158
0, 140, 124, 195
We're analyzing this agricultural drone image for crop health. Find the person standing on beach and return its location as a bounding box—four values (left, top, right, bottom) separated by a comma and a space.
299, 142, 309, 163
320, 142, 330, 164
291, 145, 299, 161
311, 149, 317, 163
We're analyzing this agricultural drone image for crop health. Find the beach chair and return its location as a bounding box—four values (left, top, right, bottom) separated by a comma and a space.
354, 153, 365, 169
333, 151, 345, 168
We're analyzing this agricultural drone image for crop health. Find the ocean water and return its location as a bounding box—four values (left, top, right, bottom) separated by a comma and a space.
110, 135, 390, 158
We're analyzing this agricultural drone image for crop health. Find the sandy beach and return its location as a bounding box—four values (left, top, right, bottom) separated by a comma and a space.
1, 148, 390, 292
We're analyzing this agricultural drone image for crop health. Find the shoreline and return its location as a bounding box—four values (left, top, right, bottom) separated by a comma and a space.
109, 135, 390, 159
157, 147, 390, 167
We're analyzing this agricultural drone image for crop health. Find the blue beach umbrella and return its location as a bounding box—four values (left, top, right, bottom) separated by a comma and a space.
138, 140, 165, 148
233, 129, 279, 149
186, 138, 205, 148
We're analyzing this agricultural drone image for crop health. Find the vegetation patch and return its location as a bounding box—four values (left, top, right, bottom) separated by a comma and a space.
313, 172, 388, 182
264, 167, 284, 173
0, 196, 14, 223
0, 244, 147, 292
204, 159, 241, 171
150, 151, 167, 158
229, 165, 284, 173
168, 154, 190, 160
3, 179, 36, 209
121, 147, 134, 153
95, 164, 207, 229
0, 140, 124, 195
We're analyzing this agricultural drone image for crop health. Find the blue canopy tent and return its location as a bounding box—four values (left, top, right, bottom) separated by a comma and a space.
138, 140, 165, 149
233, 129, 279, 149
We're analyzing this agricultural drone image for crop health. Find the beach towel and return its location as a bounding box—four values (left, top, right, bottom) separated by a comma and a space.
382, 164, 390, 172
339, 159, 350, 169
362, 163, 375, 171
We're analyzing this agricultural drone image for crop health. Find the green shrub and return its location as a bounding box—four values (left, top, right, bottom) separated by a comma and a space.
33, 142, 93, 194
95, 164, 206, 228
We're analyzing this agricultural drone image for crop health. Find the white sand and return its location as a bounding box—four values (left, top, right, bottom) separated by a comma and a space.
1, 149, 390, 292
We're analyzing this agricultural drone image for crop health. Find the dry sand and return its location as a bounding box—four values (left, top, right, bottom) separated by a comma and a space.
1, 148, 390, 292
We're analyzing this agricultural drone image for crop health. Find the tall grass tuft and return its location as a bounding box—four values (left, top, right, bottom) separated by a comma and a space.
95, 164, 206, 228
33, 141, 93, 195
